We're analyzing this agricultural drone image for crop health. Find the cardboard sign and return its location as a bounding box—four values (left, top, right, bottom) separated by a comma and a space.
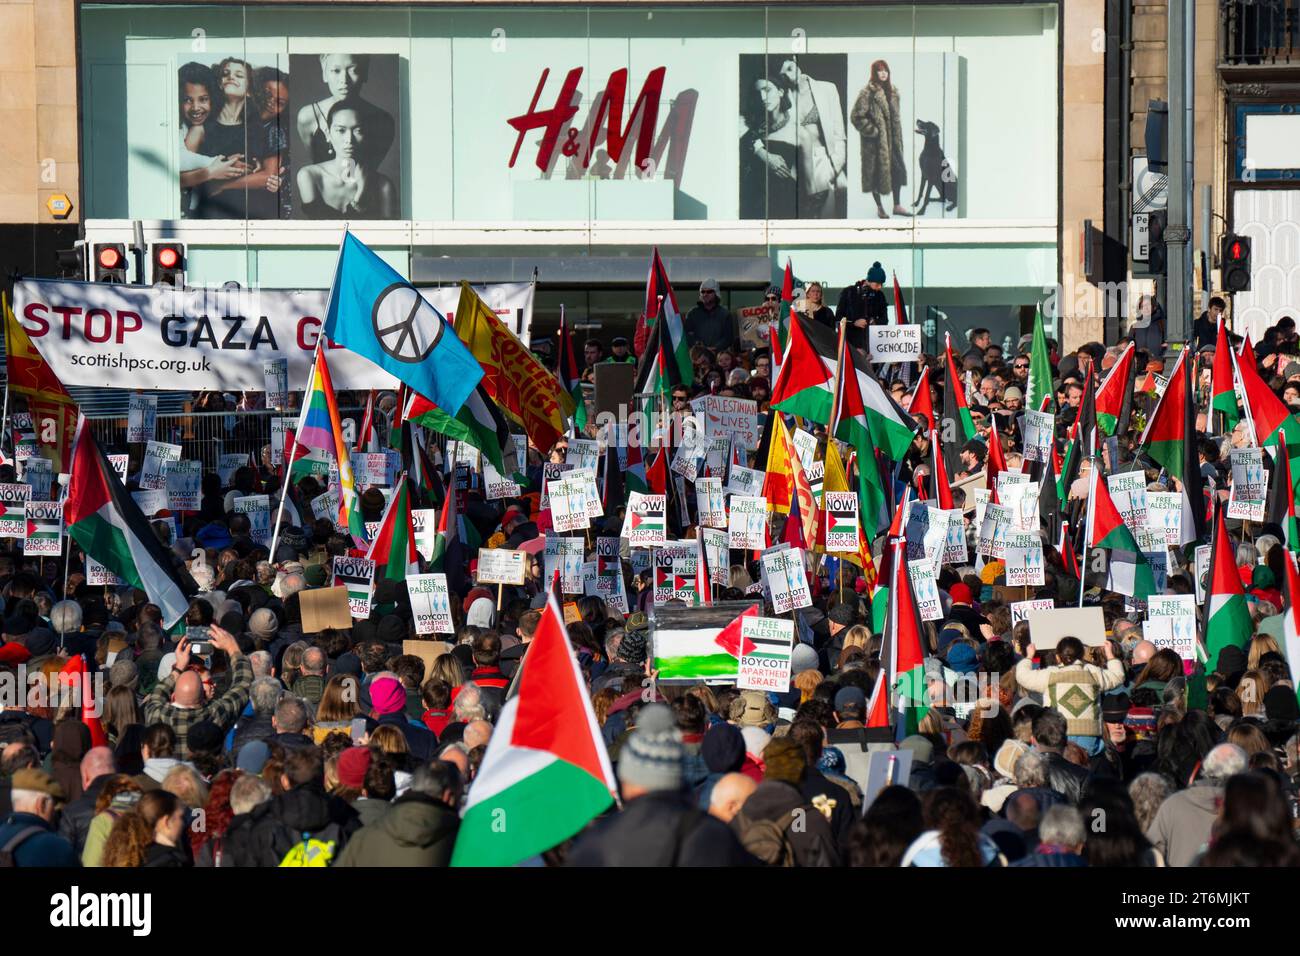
729, 495, 768, 549
702, 527, 730, 586
86, 555, 124, 587
233, 494, 272, 546
1145, 491, 1182, 546
263, 358, 288, 409
477, 548, 527, 585
725, 465, 765, 498
867, 324, 922, 363
762, 547, 811, 613
407, 574, 454, 635
217, 453, 249, 487
824, 492, 860, 553
1023, 606, 1107, 649
1020, 409, 1055, 463
737, 616, 795, 692
696, 477, 726, 529
653, 542, 698, 605
108, 454, 130, 484
332, 556, 376, 619
1107, 471, 1149, 534
165, 459, 202, 512
1226, 448, 1266, 521
402, 638, 452, 676
544, 536, 586, 594
23, 500, 62, 556
1005, 533, 1046, 586
300, 585, 354, 632
692, 395, 760, 451
624, 492, 667, 547
1010, 598, 1055, 626
0, 484, 32, 539
1147, 594, 1197, 661
127, 394, 158, 444
140, 441, 181, 490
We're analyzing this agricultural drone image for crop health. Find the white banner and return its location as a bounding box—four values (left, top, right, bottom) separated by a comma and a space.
11, 278, 534, 391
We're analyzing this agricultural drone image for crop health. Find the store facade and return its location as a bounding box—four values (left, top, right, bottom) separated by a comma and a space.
79, 1, 1062, 351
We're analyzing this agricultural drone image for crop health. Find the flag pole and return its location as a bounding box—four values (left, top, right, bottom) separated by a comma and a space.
268, 344, 316, 561
1079, 433, 1098, 609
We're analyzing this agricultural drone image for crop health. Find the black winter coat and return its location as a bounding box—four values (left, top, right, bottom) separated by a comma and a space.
567, 791, 754, 867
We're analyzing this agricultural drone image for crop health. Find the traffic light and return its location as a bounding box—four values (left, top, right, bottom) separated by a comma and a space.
92, 243, 128, 283
1221, 234, 1252, 293
55, 247, 85, 280
151, 242, 185, 287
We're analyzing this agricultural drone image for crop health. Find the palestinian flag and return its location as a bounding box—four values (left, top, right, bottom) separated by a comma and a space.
1096, 342, 1136, 437
781, 470, 810, 549
907, 365, 936, 432
634, 299, 684, 399
929, 427, 954, 509
714, 604, 760, 659
60, 654, 108, 748
865, 667, 891, 729
1059, 519, 1081, 580
600, 441, 625, 517
832, 329, 915, 533
429, 469, 469, 595
451, 590, 617, 866
354, 390, 379, 452
646, 446, 668, 496
1138, 347, 1206, 544
1204, 501, 1251, 672
624, 440, 648, 496
556, 307, 587, 431
892, 273, 915, 388
1233, 341, 1300, 494
769, 321, 783, 383
1211, 317, 1241, 430
366, 473, 418, 583
626, 501, 664, 537
1240, 333, 1257, 369
777, 259, 796, 348
770, 314, 835, 424
634, 248, 692, 386
405, 385, 513, 475
1282, 551, 1300, 700
1266, 449, 1300, 554
64, 415, 191, 627
1026, 306, 1054, 414
986, 423, 1009, 504
941, 334, 976, 479
1087, 457, 1156, 599
880, 536, 929, 739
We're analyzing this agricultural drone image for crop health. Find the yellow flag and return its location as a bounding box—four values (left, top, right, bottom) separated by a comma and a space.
823, 440, 851, 493
762, 414, 795, 513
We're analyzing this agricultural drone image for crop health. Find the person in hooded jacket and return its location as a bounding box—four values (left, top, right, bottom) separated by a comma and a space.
246, 746, 360, 866
731, 738, 840, 866
335, 760, 461, 866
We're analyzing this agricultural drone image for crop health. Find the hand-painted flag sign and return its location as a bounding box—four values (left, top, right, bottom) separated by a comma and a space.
651, 602, 760, 681
624, 493, 667, 547
824, 492, 860, 552
332, 556, 376, 619
0, 483, 32, 539
407, 573, 454, 635
24, 500, 62, 556
737, 616, 796, 693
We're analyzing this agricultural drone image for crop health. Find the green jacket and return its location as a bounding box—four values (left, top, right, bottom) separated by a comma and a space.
335, 792, 459, 867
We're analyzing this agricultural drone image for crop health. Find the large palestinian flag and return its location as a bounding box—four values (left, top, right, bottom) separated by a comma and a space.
366, 473, 418, 583
1204, 502, 1251, 673
770, 314, 835, 423
1087, 458, 1156, 599
405, 385, 514, 476
451, 590, 617, 866
1137, 347, 1206, 544
1095, 342, 1136, 437
64, 415, 191, 626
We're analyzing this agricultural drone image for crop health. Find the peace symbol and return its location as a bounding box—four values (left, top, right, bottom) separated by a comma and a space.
371, 283, 443, 364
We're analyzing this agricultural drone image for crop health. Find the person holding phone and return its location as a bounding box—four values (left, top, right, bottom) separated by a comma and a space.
142, 625, 253, 761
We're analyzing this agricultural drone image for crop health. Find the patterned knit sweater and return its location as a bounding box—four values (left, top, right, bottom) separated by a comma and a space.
1014, 658, 1127, 736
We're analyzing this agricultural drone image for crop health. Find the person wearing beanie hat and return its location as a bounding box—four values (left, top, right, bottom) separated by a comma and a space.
946, 584, 990, 639
366, 676, 439, 763
945, 642, 979, 675
248, 607, 279, 643
683, 277, 735, 353
236, 740, 271, 774
568, 722, 753, 866
790, 642, 820, 676
728, 737, 839, 866
368, 676, 406, 718
336, 746, 372, 791
835, 265, 888, 349
695, 723, 746, 809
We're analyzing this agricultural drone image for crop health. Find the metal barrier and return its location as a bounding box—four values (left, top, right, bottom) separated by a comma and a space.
85, 407, 368, 472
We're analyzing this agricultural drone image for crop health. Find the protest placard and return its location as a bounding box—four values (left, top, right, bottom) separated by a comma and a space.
23, 500, 61, 556
544, 536, 586, 594
1023, 606, 1107, 648
618, 492, 661, 547
824, 492, 860, 553
977, 503, 1011, 558
477, 548, 527, 585
696, 477, 726, 529
1107, 471, 1149, 533
412, 508, 437, 561
217, 453, 248, 487
549, 473, 591, 533
263, 358, 288, 409
702, 527, 729, 586
691, 395, 760, 450
331, 556, 375, 619
806, 461, 824, 503
566, 439, 599, 471
539, 462, 570, 510
1010, 598, 1055, 626
483, 459, 522, 500
141, 441, 181, 490
108, 454, 130, 484
762, 547, 811, 613
867, 324, 922, 363
1194, 544, 1211, 604
165, 460, 202, 512
86, 555, 124, 586
725, 465, 765, 498
127, 394, 157, 444
269, 417, 295, 467
670, 429, 708, 482
233, 494, 272, 546
654, 542, 698, 605
791, 429, 818, 473
908, 560, 943, 620
0, 484, 32, 539
21, 457, 52, 502
1005, 533, 1046, 586
941, 509, 968, 565
131, 489, 167, 518
1147, 594, 1198, 661
407, 573, 454, 635
1020, 409, 1055, 462
1144, 491, 1183, 546
300, 586, 353, 632
737, 616, 795, 692
728, 495, 768, 549
651, 601, 759, 682
1226, 447, 1266, 521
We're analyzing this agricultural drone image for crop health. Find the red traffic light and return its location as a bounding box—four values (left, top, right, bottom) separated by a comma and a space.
1230, 241, 1243, 260
157, 246, 180, 269
98, 246, 123, 270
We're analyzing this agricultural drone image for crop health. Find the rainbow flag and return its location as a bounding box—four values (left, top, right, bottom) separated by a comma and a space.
290, 344, 365, 544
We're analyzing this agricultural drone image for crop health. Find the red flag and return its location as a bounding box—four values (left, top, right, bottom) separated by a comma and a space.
907, 365, 935, 433
892, 272, 908, 325
647, 447, 668, 496
60, 655, 108, 748
714, 605, 759, 658
929, 428, 954, 509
